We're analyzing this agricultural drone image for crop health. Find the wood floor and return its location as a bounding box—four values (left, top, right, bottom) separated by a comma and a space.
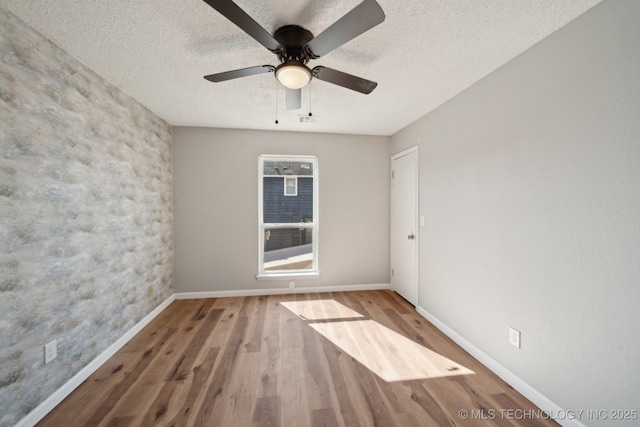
38, 290, 558, 427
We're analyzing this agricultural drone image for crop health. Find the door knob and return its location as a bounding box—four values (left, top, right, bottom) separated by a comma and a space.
407, 234, 415, 240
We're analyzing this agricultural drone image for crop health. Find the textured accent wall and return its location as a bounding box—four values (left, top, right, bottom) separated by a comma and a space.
0, 8, 174, 426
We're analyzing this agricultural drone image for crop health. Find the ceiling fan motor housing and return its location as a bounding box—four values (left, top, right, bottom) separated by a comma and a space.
274, 25, 315, 64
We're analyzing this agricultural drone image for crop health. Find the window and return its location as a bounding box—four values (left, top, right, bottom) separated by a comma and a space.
284, 177, 297, 196
258, 155, 318, 278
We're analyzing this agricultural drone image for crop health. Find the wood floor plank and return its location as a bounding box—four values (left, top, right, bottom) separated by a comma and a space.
193, 296, 250, 426
278, 296, 312, 427
318, 336, 359, 426
37, 349, 142, 425
299, 295, 339, 413
221, 351, 263, 426
491, 392, 556, 427
99, 303, 218, 425
259, 295, 281, 398
311, 407, 339, 427
38, 291, 559, 427
350, 357, 400, 426
253, 395, 281, 427
380, 289, 412, 314
104, 415, 135, 427
140, 380, 178, 426
84, 327, 178, 426
165, 308, 223, 382
382, 307, 437, 352
245, 295, 268, 353
407, 381, 458, 426
166, 346, 221, 426
122, 299, 202, 354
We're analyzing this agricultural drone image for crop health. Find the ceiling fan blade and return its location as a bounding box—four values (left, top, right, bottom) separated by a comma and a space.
201, 0, 281, 52
204, 65, 275, 82
305, 0, 385, 58
286, 88, 302, 110
312, 66, 377, 94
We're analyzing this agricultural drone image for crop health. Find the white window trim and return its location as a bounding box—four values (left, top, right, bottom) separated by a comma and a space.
284, 176, 298, 196
257, 155, 319, 280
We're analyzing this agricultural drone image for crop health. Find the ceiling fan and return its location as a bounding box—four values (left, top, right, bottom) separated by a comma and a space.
201, 0, 385, 110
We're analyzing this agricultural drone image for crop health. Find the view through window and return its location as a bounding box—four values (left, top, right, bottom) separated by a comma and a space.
258, 155, 318, 277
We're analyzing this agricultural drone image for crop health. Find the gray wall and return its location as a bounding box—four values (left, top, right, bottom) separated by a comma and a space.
0, 8, 174, 426
173, 127, 390, 293
391, 0, 640, 422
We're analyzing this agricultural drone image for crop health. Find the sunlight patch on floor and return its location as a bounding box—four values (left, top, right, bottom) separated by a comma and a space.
280, 299, 474, 382
280, 299, 364, 322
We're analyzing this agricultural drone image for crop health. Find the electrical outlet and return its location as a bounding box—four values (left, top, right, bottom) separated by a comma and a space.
509, 327, 521, 349
148, 285, 153, 296
44, 340, 57, 364
289, 281, 295, 289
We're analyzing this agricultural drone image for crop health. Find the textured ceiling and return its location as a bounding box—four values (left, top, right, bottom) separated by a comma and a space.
1, 0, 602, 136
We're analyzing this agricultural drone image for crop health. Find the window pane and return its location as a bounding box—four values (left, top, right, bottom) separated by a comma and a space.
263, 227, 314, 271
263, 160, 313, 176
263, 177, 313, 223
285, 177, 297, 196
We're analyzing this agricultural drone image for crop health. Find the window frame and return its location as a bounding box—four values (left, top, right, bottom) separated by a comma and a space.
257, 155, 319, 280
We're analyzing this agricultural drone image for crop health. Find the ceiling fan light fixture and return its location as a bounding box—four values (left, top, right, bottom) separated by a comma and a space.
275, 62, 311, 89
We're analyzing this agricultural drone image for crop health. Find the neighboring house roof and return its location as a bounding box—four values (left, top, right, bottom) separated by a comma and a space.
263, 161, 313, 176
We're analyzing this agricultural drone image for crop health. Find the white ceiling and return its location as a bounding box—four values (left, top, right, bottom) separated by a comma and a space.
1, 0, 602, 136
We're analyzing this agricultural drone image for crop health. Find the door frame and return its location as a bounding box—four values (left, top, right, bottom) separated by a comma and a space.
390, 145, 419, 305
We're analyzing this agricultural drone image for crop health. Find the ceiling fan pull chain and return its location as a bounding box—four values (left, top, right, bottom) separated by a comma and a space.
274, 79, 279, 124
308, 84, 312, 117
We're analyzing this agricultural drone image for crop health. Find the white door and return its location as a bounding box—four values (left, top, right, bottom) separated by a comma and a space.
391, 147, 418, 305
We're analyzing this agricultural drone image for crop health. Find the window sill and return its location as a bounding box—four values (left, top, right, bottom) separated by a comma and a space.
256, 272, 320, 281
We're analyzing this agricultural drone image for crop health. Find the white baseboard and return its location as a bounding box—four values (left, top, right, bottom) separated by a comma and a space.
415, 306, 585, 427
16, 295, 176, 427
174, 283, 391, 300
